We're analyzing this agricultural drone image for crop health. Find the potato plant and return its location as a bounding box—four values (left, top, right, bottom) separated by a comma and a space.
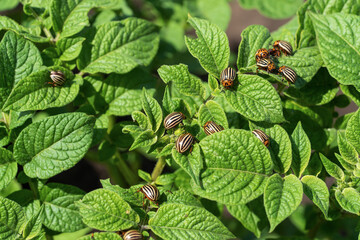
0, 0, 360, 239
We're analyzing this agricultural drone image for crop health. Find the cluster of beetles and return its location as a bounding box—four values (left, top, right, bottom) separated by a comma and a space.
219, 40, 297, 90
47, 41, 293, 240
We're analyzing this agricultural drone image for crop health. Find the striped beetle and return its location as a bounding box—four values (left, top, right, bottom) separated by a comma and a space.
164, 112, 185, 130
123, 230, 143, 240
255, 48, 269, 62
273, 40, 293, 56
256, 58, 276, 74
220, 67, 236, 89
203, 121, 224, 136
252, 129, 270, 147
278, 66, 297, 84
176, 133, 194, 153
138, 184, 159, 206
49, 71, 66, 87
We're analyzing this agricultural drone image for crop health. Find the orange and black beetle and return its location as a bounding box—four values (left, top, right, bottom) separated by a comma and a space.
255, 48, 269, 62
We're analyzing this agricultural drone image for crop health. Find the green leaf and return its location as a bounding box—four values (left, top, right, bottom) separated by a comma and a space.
284, 68, 338, 105
0, 16, 48, 43
142, 89, 162, 132
237, 25, 272, 69
338, 133, 358, 165
251, 124, 292, 174
335, 188, 360, 215
78, 232, 122, 240
225, 74, 284, 123
90, 69, 156, 116
77, 189, 140, 231
264, 174, 303, 232
13, 112, 95, 179
335, 153, 355, 171
138, 170, 152, 183
185, 0, 231, 30
208, 75, 219, 92
149, 203, 235, 240
301, 175, 329, 218
22, 205, 44, 240
296, 0, 360, 48
92, 114, 109, 147
198, 100, 228, 128
172, 144, 202, 186
157, 143, 175, 157
3, 68, 80, 111
165, 189, 202, 207
346, 109, 360, 154
8, 110, 34, 130
129, 130, 157, 151
101, 179, 143, 207
0, 31, 43, 109
158, 64, 206, 99
310, 13, 360, 87
0, 0, 19, 11
271, 17, 298, 48
0, 148, 17, 191
131, 111, 151, 130
39, 183, 85, 232
277, 47, 323, 88
341, 85, 360, 107
227, 197, 268, 238
185, 16, 229, 77
239, 0, 303, 19
83, 19, 159, 74
50, 0, 123, 38
290, 122, 311, 177
319, 153, 345, 180
192, 129, 273, 205
0, 196, 26, 239
57, 37, 85, 61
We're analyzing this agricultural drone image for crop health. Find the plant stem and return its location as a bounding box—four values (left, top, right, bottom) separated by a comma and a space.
151, 157, 166, 181
114, 151, 138, 185
277, 83, 286, 94
106, 162, 127, 187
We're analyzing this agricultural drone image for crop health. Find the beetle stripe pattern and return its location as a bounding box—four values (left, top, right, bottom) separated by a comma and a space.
203, 121, 224, 135
49, 71, 66, 86
123, 230, 143, 240
256, 58, 276, 73
278, 66, 297, 84
220, 67, 236, 89
274, 40, 293, 56
252, 129, 270, 147
176, 133, 194, 153
140, 184, 159, 202
164, 112, 185, 130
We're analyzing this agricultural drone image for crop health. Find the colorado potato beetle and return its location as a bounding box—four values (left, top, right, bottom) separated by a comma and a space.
278, 66, 297, 84
203, 121, 224, 136
123, 230, 143, 240
164, 112, 185, 130
256, 58, 276, 74
252, 129, 270, 147
138, 184, 159, 206
273, 40, 293, 56
255, 48, 269, 62
268, 48, 281, 57
220, 67, 236, 89
48, 70, 66, 87
176, 133, 194, 153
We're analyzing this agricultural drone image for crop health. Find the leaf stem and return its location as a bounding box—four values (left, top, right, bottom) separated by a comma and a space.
114, 151, 138, 185
151, 157, 166, 181
277, 84, 286, 94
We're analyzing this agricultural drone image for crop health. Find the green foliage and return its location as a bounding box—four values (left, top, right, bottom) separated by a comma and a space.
0, 1, 359, 239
